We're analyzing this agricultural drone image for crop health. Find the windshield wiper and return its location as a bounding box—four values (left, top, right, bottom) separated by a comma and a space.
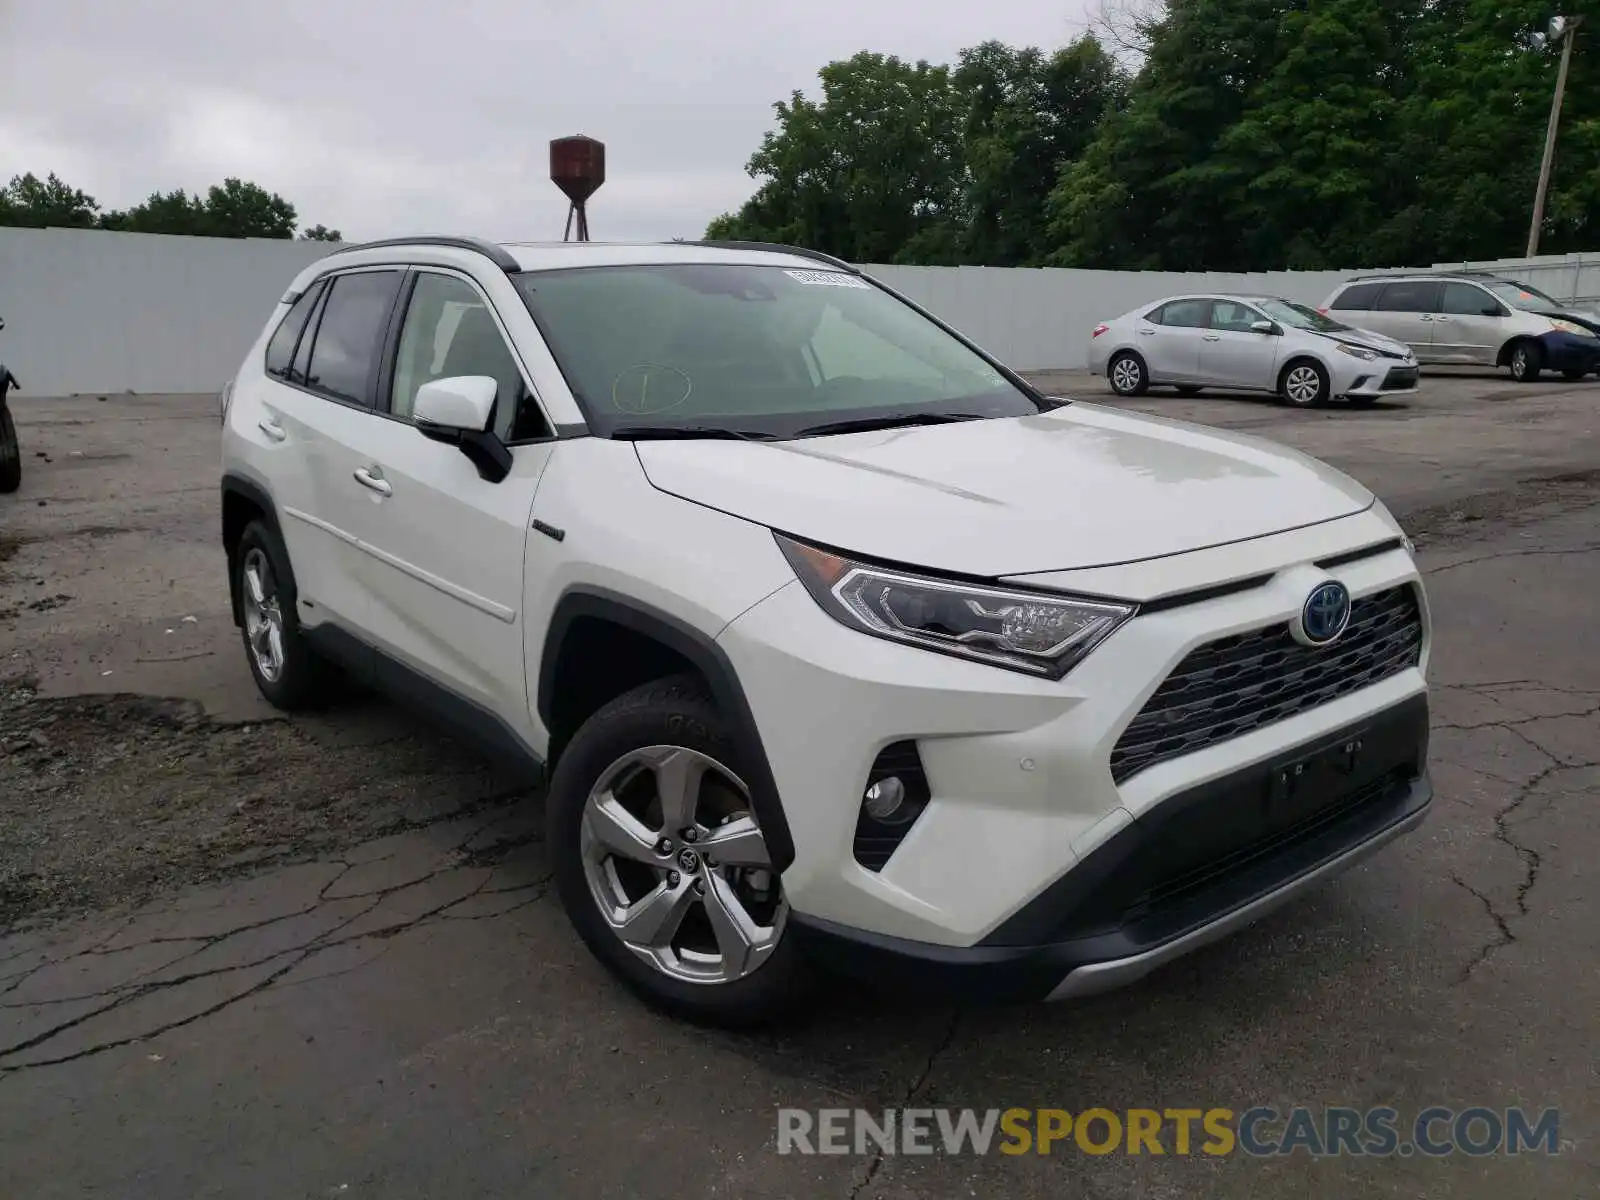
791, 412, 988, 438
609, 425, 778, 442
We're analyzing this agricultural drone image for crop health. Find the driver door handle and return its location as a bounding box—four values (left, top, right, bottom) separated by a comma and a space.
258, 418, 287, 442
1203, 334, 1222, 341
1138, 328, 1156, 336
354, 466, 392, 496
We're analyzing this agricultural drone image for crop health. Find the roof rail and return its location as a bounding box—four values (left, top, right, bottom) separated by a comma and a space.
1343, 268, 1514, 283
689, 239, 861, 274
323, 235, 521, 273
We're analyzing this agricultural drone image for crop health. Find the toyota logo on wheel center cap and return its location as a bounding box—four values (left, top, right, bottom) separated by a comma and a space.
676, 848, 701, 874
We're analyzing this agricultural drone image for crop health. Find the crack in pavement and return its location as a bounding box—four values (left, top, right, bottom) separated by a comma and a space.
1425, 543, 1600, 576
0, 810, 554, 1073
848, 1011, 962, 1200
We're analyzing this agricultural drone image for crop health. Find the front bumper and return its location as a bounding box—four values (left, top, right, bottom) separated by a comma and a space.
716, 508, 1431, 948
790, 696, 1431, 1002
1537, 331, 1600, 373
1340, 360, 1419, 398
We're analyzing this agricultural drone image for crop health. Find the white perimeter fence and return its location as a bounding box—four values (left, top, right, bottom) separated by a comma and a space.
2, 225, 1597, 396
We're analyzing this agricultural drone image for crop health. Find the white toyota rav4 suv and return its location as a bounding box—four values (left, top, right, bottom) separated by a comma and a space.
219, 237, 1433, 1026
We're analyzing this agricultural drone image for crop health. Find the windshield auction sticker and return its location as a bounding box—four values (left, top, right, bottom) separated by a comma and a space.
785, 269, 870, 288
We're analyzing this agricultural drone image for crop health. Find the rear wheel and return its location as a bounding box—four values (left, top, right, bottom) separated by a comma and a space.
0, 405, 19, 494
1279, 359, 1329, 407
234, 520, 335, 710
1508, 340, 1543, 383
1108, 352, 1149, 397
548, 676, 814, 1028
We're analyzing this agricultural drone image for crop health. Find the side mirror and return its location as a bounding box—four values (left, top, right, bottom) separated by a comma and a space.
413, 375, 511, 483
1250, 320, 1280, 335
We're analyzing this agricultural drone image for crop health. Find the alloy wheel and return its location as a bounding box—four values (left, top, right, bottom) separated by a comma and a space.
1111, 357, 1142, 393
240, 547, 287, 683
1285, 365, 1322, 405
580, 746, 785, 985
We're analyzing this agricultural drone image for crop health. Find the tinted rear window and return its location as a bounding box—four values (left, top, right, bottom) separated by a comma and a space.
1331, 282, 1383, 311
1376, 281, 1443, 313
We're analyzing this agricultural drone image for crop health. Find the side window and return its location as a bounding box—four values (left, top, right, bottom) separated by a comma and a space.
303, 270, 404, 406
389, 272, 550, 442
1210, 300, 1262, 333
808, 305, 943, 384
1154, 299, 1211, 329
290, 285, 329, 385
1375, 281, 1442, 314
1332, 282, 1383, 311
1441, 283, 1501, 317
264, 281, 325, 380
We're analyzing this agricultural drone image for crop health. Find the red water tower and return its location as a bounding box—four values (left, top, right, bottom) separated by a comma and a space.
550, 135, 605, 241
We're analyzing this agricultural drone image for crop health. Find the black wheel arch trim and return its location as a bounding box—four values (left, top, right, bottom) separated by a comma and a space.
537, 586, 796, 873
221, 472, 294, 628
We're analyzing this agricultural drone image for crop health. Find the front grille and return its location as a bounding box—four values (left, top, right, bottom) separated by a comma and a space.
1110, 585, 1423, 784
1381, 366, 1419, 390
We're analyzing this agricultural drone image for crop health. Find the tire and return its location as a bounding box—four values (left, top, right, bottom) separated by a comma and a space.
233, 519, 335, 710
1508, 340, 1543, 383
1175, 385, 1204, 396
1107, 352, 1150, 397
0, 406, 19, 494
547, 675, 815, 1028
1279, 359, 1330, 407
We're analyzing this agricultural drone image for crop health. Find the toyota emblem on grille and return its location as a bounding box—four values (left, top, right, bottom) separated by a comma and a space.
1293, 581, 1352, 647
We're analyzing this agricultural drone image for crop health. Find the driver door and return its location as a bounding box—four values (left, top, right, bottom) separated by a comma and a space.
1197, 300, 1279, 390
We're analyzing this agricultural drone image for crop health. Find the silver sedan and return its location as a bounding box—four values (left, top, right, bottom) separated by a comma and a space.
1087, 294, 1420, 407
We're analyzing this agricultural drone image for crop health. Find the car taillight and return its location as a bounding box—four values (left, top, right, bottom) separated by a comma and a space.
1092, 324, 1109, 338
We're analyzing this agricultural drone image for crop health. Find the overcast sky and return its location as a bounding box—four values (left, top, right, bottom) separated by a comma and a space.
0, 0, 1095, 243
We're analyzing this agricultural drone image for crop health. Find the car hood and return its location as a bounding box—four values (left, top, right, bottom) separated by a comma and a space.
634, 403, 1375, 577
1306, 325, 1413, 359
1535, 306, 1600, 332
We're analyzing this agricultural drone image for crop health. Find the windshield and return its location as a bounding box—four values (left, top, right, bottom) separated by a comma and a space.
1253, 298, 1352, 333
511, 263, 1038, 437
1482, 280, 1561, 311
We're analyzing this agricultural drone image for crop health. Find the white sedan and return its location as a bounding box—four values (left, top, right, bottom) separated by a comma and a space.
1087, 294, 1420, 407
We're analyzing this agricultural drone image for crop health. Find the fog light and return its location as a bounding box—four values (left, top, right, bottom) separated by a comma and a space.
863, 776, 906, 822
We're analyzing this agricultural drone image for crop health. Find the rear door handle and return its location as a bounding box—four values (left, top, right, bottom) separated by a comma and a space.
354, 466, 392, 496
258, 418, 287, 442
1203, 334, 1222, 341
1138, 328, 1156, 336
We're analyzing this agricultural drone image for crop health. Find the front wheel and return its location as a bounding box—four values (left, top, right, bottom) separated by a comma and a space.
1279, 360, 1330, 407
548, 676, 814, 1027
0, 405, 19, 494
1108, 352, 1150, 397
1509, 341, 1543, 383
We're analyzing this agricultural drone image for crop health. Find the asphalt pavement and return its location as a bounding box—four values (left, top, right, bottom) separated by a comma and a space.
0, 368, 1596, 1198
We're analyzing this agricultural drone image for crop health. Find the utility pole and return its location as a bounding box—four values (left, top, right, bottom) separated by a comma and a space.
1528, 15, 1584, 258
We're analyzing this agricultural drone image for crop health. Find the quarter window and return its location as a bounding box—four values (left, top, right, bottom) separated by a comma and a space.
1332, 282, 1383, 310
303, 270, 404, 406
264, 281, 325, 381
390, 273, 550, 441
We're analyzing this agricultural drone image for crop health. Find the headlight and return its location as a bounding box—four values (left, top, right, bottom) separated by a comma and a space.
776, 534, 1135, 678
1336, 344, 1378, 361
1548, 318, 1597, 338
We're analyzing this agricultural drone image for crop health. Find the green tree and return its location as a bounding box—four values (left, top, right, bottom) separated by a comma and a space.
957, 37, 1127, 266
704, 52, 970, 263
99, 188, 207, 235
198, 178, 298, 239
299, 223, 343, 242
0, 172, 101, 228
